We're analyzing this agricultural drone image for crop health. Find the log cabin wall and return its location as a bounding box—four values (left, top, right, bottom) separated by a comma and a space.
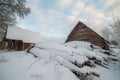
3, 39, 32, 51
23, 43, 32, 50
13, 40, 23, 51
0, 41, 7, 50
66, 21, 109, 50
6, 40, 23, 51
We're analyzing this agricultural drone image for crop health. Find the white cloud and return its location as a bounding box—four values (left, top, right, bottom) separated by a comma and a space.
86, 6, 94, 12
57, 0, 73, 8
74, 1, 84, 8
106, 0, 117, 7
85, 6, 105, 19
67, 16, 76, 22
113, 5, 120, 18
95, 12, 104, 19
106, 17, 112, 22
18, 0, 120, 39
25, 3, 69, 37
67, 0, 106, 32
72, 1, 85, 16
94, 19, 101, 25
78, 18, 87, 23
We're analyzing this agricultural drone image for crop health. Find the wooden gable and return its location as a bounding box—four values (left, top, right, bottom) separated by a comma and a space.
66, 21, 109, 50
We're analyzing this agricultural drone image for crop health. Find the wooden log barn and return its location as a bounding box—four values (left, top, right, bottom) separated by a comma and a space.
66, 21, 109, 50
2, 26, 41, 51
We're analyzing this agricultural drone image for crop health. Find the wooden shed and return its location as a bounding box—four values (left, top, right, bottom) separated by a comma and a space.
66, 21, 109, 50
3, 26, 41, 51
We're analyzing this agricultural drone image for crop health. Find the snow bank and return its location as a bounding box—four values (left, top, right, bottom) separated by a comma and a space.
0, 40, 112, 80
0, 51, 79, 80
65, 41, 92, 49
29, 40, 109, 76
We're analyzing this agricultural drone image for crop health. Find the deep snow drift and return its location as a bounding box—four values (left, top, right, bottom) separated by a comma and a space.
0, 41, 120, 80
0, 51, 79, 80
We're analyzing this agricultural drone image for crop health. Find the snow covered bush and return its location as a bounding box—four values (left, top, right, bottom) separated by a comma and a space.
27, 40, 112, 80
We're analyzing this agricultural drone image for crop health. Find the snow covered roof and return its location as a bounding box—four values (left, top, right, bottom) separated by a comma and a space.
6, 26, 41, 43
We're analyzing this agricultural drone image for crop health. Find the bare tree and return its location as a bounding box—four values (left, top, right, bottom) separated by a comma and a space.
102, 27, 110, 41
0, 0, 30, 40
110, 18, 120, 46
111, 19, 120, 38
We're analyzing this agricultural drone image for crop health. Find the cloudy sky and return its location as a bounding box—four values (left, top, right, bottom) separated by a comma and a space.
17, 0, 120, 40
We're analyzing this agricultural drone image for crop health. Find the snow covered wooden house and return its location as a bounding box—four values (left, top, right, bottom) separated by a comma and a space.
66, 21, 109, 50
3, 26, 41, 51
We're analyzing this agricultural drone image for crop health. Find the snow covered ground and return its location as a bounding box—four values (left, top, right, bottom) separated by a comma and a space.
0, 40, 120, 80
0, 51, 79, 80
97, 47, 120, 80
